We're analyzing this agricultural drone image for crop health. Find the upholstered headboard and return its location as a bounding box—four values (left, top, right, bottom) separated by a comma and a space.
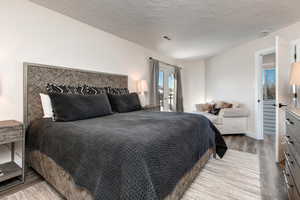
23, 63, 128, 128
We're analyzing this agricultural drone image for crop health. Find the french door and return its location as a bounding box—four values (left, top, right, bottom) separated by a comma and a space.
158, 65, 176, 111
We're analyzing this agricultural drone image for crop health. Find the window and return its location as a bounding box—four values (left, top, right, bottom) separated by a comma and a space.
262, 69, 276, 100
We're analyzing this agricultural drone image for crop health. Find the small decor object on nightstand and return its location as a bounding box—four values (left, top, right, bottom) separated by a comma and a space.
0, 120, 25, 192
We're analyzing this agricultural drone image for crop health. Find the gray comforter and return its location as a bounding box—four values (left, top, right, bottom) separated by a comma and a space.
27, 111, 227, 200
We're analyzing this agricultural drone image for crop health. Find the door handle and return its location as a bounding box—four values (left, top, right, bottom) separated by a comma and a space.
279, 103, 288, 108
273, 103, 288, 108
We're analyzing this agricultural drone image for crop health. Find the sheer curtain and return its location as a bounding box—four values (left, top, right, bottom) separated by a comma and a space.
149, 58, 160, 106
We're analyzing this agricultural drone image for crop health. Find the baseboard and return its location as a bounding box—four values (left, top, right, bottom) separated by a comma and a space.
245, 131, 263, 140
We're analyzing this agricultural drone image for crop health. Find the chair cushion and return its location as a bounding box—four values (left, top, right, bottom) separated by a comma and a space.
222, 108, 248, 118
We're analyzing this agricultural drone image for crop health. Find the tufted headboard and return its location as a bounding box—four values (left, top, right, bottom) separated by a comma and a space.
23, 63, 128, 128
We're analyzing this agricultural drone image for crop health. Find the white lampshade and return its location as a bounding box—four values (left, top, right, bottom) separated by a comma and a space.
290, 62, 300, 85
137, 80, 148, 93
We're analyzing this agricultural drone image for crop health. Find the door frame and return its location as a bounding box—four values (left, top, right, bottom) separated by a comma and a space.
254, 47, 276, 140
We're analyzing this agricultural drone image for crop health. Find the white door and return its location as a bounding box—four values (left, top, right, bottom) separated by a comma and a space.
275, 36, 291, 162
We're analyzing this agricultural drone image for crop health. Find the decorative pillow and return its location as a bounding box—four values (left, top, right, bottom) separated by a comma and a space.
46, 83, 85, 95
82, 85, 107, 95
195, 103, 212, 112
49, 93, 112, 122
40, 93, 53, 118
46, 83, 110, 96
215, 101, 233, 109
222, 102, 233, 109
201, 103, 213, 112
108, 93, 142, 113
215, 101, 225, 109
107, 87, 129, 95
208, 104, 221, 115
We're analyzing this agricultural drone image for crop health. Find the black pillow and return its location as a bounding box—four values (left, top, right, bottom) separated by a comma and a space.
108, 93, 142, 113
49, 93, 113, 121
209, 104, 221, 115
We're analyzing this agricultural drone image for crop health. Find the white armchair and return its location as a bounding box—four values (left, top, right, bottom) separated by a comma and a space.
194, 102, 249, 135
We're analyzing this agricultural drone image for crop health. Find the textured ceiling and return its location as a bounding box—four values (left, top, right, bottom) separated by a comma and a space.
30, 0, 300, 59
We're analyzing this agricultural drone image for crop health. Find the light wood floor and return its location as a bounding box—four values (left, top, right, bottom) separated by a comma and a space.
0, 134, 288, 200
224, 134, 288, 200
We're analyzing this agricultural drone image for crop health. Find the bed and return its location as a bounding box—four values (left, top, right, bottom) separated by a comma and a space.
24, 63, 227, 200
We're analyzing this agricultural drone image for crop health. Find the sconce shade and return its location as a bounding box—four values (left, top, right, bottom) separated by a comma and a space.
290, 62, 300, 85
137, 80, 148, 93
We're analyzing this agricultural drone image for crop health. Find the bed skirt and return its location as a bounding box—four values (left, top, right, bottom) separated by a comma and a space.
28, 149, 213, 200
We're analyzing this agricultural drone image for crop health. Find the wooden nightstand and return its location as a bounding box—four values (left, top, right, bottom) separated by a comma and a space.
143, 105, 161, 111
0, 120, 25, 192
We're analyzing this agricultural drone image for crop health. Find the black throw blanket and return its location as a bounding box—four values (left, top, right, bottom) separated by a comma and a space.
27, 111, 227, 200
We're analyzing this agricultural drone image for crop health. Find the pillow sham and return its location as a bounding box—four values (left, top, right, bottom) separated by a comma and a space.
49, 93, 112, 122
47, 83, 109, 96
40, 93, 53, 118
107, 87, 129, 95
108, 93, 142, 113
83, 85, 107, 95
46, 83, 85, 95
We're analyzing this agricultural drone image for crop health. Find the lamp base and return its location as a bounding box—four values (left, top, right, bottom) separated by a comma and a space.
138, 93, 147, 107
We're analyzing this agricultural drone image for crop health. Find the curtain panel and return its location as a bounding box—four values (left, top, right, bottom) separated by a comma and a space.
149, 59, 160, 106
175, 67, 184, 112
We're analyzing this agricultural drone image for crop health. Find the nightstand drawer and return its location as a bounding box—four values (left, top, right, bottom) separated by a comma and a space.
285, 147, 300, 192
286, 134, 300, 168
0, 129, 22, 145
284, 163, 300, 200
286, 112, 300, 143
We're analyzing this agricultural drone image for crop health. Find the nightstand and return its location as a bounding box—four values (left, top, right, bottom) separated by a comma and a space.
143, 105, 160, 111
0, 120, 25, 191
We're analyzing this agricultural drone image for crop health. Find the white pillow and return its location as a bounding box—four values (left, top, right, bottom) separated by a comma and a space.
40, 93, 53, 118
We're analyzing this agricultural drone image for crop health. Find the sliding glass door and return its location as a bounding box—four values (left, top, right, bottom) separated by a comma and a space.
158, 65, 176, 111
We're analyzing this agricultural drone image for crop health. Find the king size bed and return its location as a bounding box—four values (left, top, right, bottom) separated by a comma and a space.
24, 63, 227, 200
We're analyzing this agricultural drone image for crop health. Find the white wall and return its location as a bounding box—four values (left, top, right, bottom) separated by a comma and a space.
0, 0, 175, 121
206, 21, 300, 139
179, 60, 206, 112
